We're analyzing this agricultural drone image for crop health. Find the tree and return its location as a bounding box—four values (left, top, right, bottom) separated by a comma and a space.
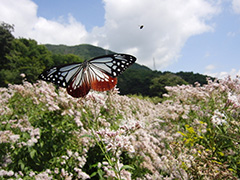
117, 69, 159, 96
176, 71, 211, 85
0, 22, 14, 69
0, 38, 53, 86
149, 73, 188, 97
52, 53, 83, 67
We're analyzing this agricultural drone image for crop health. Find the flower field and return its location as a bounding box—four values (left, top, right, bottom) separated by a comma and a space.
0, 77, 240, 179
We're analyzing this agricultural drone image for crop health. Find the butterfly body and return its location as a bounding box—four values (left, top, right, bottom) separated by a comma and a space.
39, 54, 136, 98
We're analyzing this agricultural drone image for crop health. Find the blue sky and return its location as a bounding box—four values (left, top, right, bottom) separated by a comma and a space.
33, 0, 105, 31
1, 0, 240, 78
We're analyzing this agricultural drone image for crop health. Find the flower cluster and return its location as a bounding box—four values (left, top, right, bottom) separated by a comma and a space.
1, 75, 240, 179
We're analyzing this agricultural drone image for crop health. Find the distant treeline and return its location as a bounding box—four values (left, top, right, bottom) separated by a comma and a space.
0, 22, 213, 97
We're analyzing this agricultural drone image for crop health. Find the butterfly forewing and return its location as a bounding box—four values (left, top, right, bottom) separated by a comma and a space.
39, 63, 82, 88
89, 54, 136, 77
67, 68, 91, 98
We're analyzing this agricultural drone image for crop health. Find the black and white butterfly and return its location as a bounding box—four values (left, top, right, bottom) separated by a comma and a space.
39, 53, 136, 98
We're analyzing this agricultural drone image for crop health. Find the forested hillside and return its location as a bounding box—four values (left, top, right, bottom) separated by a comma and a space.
0, 22, 212, 97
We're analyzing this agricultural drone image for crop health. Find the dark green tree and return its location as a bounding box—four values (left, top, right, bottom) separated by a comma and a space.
52, 53, 83, 67
117, 69, 159, 96
0, 38, 53, 86
176, 71, 211, 85
0, 22, 14, 69
149, 73, 188, 97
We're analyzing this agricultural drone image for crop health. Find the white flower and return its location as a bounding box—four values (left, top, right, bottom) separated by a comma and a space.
228, 92, 240, 107
27, 137, 38, 146
211, 110, 227, 126
9, 134, 20, 142
20, 73, 26, 78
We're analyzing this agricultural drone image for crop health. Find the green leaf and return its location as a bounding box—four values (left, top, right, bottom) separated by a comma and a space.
30, 149, 36, 159
120, 165, 135, 171
90, 171, 97, 177
80, 134, 94, 139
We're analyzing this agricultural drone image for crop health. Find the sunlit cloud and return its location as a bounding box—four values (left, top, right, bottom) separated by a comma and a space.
205, 64, 216, 71
205, 68, 240, 79
232, 0, 240, 14
0, 0, 220, 70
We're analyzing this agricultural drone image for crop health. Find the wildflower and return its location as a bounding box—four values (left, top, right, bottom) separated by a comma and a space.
211, 110, 227, 126
67, 150, 73, 157
20, 73, 26, 78
54, 168, 59, 174
27, 137, 38, 146
9, 134, 20, 142
29, 171, 35, 177
227, 92, 240, 107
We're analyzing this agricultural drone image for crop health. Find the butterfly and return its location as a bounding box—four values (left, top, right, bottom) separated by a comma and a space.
39, 53, 136, 98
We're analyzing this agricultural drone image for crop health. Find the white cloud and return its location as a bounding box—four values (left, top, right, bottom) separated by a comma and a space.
205, 68, 240, 79
89, 0, 220, 69
205, 64, 216, 71
232, 0, 240, 14
227, 31, 236, 37
0, 0, 38, 35
0, 0, 220, 69
0, 0, 88, 45
28, 15, 88, 45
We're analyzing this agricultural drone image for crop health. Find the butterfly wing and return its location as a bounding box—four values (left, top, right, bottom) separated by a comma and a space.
39, 62, 92, 98
88, 54, 137, 77
87, 64, 118, 92
66, 61, 117, 97
66, 53, 136, 97
65, 63, 91, 98
39, 63, 82, 88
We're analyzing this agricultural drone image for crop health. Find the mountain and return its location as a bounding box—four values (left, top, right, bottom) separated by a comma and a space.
45, 44, 151, 71
45, 44, 114, 60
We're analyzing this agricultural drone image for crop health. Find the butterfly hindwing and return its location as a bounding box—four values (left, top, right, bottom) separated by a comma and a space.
88, 64, 118, 91
66, 63, 118, 98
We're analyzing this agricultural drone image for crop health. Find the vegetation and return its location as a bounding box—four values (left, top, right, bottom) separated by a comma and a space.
45, 44, 114, 61
1, 77, 240, 179
0, 21, 239, 180
0, 22, 14, 69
